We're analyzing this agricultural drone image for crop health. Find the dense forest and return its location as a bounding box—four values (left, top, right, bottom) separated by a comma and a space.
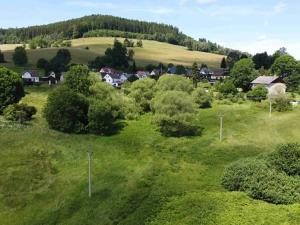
0, 15, 240, 55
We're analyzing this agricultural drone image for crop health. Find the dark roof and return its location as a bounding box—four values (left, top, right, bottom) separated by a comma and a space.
251, 76, 284, 85
107, 73, 121, 79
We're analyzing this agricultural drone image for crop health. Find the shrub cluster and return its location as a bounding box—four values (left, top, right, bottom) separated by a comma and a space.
222, 143, 300, 205
4, 103, 37, 123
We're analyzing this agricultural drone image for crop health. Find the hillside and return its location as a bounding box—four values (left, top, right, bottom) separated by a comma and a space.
0, 14, 239, 55
0, 37, 225, 72
1, 85, 300, 225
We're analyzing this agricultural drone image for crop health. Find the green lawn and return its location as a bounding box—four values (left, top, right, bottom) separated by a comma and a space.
0, 85, 300, 225
0, 37, 224, 72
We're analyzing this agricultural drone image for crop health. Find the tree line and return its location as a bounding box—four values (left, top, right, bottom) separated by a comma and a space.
0, 14, 242, 56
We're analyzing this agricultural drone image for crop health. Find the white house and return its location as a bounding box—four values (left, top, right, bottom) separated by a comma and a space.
22, 71, 40, 83
103, 73, 123, 87
251, 76, 286, 94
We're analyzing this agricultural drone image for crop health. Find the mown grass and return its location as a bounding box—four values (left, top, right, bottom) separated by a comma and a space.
0, 37, 224, 72
0, 85, 300, 225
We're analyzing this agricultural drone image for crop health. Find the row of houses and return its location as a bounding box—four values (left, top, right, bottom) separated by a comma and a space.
100, 67, 162, 87
100, 66, 230, 87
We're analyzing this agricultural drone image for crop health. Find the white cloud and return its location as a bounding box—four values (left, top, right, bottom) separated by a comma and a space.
66, 0, 116, 9
196, 0, 217, 4
148, 8, 174, 15
273, 1, 287, 14
227, 38, 300, 60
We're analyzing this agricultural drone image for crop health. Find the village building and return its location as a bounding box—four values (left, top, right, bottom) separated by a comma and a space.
251, 76, 287, 95
135, 71, 150, 79
21, 71, 40, 84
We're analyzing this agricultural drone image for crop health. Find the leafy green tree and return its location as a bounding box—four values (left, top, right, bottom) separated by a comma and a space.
0, 50, 5, 63
221, 57, 227, 69
0, 67, 24, 112
50, 49, 71, 73
152, 91, 200, 137
192, 87, 212, 108
64, 65, 92, 96
156, 75, 193, 93
128, 78, 156, 112
191, 62, 199, 88
104, 39, 130, 68
252, 52, 273, 70
219, 80, 238, 96
44, 86, 89, 133
29, 40, 37, 49
12, 47, 28, 66
230, 58, 258, 91
247, 85, 268, 102
272, 94, 292, 112
227, 51, 241, 69
175, 65, 186, 75
284, 67, 300, 92
271, 55, 297, 77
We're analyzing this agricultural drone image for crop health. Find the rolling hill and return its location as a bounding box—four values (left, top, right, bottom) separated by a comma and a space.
0, 37, 225, 72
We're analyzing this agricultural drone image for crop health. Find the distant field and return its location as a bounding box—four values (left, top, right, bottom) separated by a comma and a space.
0, 37, 224, 72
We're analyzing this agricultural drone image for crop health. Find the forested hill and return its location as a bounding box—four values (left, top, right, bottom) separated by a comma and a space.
0, 15, 240, 56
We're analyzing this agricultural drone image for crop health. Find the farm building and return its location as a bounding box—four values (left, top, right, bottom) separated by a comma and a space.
251, 76, 286, 95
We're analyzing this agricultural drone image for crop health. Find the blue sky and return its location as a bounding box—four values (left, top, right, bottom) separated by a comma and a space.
1, 0, 299, 59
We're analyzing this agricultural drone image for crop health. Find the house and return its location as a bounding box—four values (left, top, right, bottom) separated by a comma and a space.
135, 71, 150, 79
150, 69, 162, 76
251, 76, 286, 94
21, 71, 40, 84
199, 67, 214, 80
100, 67, 116, 75
167, 66, 177, 74
103, 73, 123, 87
210, 69, 229, 82
48, 72, 57, 85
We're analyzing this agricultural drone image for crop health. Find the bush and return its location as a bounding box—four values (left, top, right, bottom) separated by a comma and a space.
156, 75, 193, 93
128, 78, 156, 112
64, 65, 92, 96
222, 143, 300, 205
88, 82, 124, 134
152, 91, 200, 137
3, 103, 37, 123
272, 94, 292, 112
219, 80, 238, 96
44, 86, 89, 133
268, 143, 300, 176
0, 67, 25, 112
88, 100, 121, 135
247, 85, 268, 102
192, 87, 212, 108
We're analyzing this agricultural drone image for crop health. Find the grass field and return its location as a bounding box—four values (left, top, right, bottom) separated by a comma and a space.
0, 37, 224, 72
0, 85, 300, 225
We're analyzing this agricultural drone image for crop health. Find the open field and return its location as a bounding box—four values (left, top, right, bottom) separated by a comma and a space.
0, 37, 224, 72
0, 85, 300, 225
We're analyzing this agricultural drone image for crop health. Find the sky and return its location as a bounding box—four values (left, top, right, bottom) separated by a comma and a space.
0, 0, 299, 59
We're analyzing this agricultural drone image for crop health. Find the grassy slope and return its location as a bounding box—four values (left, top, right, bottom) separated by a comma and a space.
0, 85, 300, 225
0, 37, 224, 72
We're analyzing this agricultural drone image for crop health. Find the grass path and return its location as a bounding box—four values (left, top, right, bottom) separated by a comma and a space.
0, 86, 300, 225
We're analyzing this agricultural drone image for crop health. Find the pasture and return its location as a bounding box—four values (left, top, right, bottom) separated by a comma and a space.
0, 85, 300, 225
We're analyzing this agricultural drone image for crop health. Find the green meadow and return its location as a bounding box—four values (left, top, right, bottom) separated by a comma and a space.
0, 37, 224, 73
0, 85, 300, 225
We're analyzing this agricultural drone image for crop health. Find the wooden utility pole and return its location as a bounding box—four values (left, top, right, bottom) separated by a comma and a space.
87, 150, 93, 198
269, 100, 272, 117
219, 114, 224, 141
